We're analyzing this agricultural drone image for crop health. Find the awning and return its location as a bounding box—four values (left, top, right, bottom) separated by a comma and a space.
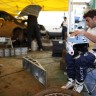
0, 0, 68, 16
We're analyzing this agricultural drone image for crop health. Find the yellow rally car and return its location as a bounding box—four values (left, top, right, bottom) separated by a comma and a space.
0, 11, 26, 40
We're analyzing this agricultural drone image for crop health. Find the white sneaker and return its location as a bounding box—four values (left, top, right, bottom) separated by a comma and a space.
73, 80, 83, 93
61, 78, 74, 89
39, 48, 43, 51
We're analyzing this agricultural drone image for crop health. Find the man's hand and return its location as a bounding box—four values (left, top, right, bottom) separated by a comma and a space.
70, 30, 85, 36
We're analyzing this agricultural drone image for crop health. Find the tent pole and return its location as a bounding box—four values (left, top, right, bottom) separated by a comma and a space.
67, 0, 73, 37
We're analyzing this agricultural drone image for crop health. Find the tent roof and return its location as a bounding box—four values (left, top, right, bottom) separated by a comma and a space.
0, 0, 68, 16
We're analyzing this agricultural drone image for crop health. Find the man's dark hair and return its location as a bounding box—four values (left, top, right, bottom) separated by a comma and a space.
64, 17, 67, 19
83, 9, 96, 19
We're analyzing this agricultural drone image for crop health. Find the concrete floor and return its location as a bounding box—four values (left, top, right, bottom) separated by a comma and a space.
0, 50, 68, 96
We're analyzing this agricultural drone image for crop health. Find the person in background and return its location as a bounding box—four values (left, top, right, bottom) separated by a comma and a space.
27, 15, 43, 51
61, 9, 96, 93
61, 17, 68, 40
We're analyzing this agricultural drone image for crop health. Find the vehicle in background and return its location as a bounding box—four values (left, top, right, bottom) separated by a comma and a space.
22, 20, 49, 38
38, 24, 49, 37
0, 10, 26, 40
45, 26, 62, 39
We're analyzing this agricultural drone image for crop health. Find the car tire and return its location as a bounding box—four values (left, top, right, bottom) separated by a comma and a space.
34, 88, 82, 96
12, 28, 23, 40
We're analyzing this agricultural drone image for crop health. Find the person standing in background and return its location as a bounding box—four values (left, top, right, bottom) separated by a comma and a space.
27, 15, 43, 51
61, 17, 68, 40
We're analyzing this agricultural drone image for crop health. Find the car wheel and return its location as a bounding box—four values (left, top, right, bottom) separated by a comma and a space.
12, 28, 23, 40
34, 88, 82, 96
